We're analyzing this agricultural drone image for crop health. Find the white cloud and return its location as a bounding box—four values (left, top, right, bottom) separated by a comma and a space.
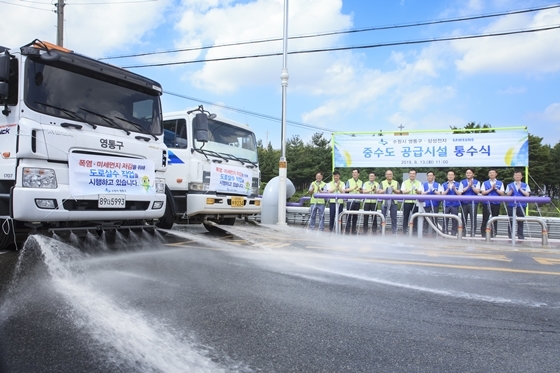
173, 0, 352, 93
1, 0, 173, 58
523, 103, 560, 145
399, 85, 455, 112
453, 8, 560, 74
497, 86, 526, 94
526, 102, 560, 122
300, 66, 396, 123
542, 103, 560, 122
387, 111, 465, 132
300, 46, 449, 125
465, 0, 484, 12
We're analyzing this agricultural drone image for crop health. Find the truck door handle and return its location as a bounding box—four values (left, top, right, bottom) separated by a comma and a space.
60, 122, 83, 129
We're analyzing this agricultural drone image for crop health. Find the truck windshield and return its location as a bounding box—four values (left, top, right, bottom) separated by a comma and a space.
194, 119, 258, 163
24, 58, 162, 135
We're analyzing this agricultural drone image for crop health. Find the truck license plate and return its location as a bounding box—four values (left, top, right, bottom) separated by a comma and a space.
231, 197, 245, 207
98, 194, 126, 208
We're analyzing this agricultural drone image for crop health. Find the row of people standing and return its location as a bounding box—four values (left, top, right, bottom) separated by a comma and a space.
308, 168, 531, 238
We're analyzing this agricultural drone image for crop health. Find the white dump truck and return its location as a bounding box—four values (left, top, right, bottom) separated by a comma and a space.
0, 40, 167, 249
157, 106, 260, 231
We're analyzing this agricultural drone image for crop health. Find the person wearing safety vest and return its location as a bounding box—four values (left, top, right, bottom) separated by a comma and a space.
421, 170, 440, 235
401, 169, 423, 234
307, 171, 327, 231
439, 169, 461, 236
344, 168, 363, 234
379, 169, 401, 235
327, 170, 345, 232
480, 168, 505, 238
505, 170, 531, 240
362, 171, 379, 235
457, 168, 481, 237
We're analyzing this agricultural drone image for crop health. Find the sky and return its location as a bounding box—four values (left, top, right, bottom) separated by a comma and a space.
2, 0, 560, 149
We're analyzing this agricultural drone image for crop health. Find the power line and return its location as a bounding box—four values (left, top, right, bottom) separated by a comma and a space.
0, 0, 51, 11
101, 3, 560, 60
19, 0, 51, 4
164, 91, 337, 134
123, 24, 560, 69
13, 0, 155, 7
66, 0, 157, 4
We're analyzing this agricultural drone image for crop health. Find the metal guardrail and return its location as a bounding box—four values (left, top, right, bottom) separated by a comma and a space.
286, 197, 310, 207
485, 216, 549, 246
409, 212, 463, 240
284, 206, 560, 242
337, 210, 386, 235
297, 194, 556, 242
312, 193, 552, 205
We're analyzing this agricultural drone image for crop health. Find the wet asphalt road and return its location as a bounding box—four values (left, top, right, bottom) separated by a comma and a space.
1, 223, 559, 373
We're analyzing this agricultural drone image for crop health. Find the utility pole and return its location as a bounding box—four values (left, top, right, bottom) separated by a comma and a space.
55, 0, 65, 47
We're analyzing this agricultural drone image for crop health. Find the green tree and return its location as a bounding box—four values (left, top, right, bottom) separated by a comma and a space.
307, 133, 332, 181
257, 133, 333, 193
257, 140, 280, 185
526, 134, 550, 195
547, 142, 560, 197
450, 122, 495, 133
286, 135, 308, 190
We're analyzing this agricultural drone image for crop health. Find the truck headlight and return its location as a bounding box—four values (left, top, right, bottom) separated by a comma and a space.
22, 168, 57, 188
155, 177, 166, 194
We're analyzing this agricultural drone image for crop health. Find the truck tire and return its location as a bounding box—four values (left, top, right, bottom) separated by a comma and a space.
156, 201, 175, 230
222, 218, 236, 226
0, 219, 13, 251
156, 187, 176, 230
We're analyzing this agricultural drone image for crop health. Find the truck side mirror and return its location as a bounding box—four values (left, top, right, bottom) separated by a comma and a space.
0, 53, 11, 115
0, 53, 10, 82
0, 82, 8, 99
193, 113, 209, 143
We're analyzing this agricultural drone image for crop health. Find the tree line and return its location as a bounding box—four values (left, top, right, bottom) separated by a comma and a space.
257, 124, 560, 201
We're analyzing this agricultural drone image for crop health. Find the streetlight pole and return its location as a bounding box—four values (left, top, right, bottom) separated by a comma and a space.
277, 0, 289, 226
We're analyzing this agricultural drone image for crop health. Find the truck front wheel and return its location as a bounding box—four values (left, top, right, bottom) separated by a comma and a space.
0, 219, 14, 251
156, 201, 175, 230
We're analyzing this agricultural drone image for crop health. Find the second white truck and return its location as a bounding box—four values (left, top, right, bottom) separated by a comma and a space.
158, 106, 261, 231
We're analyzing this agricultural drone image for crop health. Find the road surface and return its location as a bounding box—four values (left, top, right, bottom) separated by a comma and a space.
1, 224, 559, 372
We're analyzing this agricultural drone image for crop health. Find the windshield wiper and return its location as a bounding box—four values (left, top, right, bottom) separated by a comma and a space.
115, 116, 158, 141
78, 108, 131, 136
218, 152, 258, 168
193, 147, 229, 163
236, 157, 258, 168
34, 101, 97, 129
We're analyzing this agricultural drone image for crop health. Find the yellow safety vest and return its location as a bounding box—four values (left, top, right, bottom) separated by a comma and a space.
346, 178, 363, 206
309, 181, 326, 204
401, 179, 423, 203
363, 181, 379, 203
328, 180, 345, 203
380, 180, 399, 205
